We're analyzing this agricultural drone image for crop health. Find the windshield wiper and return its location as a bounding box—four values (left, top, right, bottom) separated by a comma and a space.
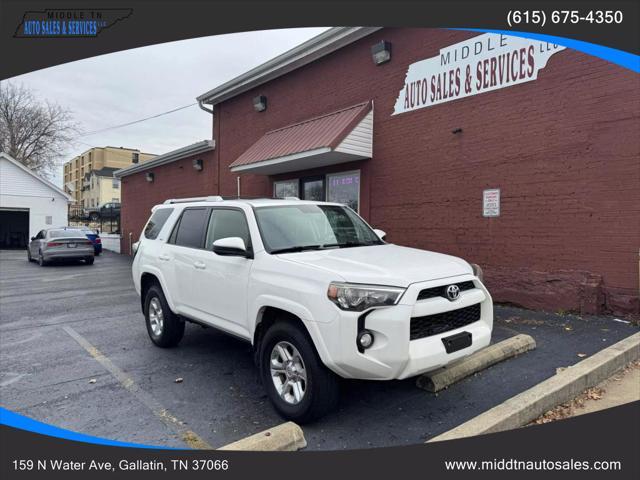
270, 245, 324, 254
321, 241, 377, 249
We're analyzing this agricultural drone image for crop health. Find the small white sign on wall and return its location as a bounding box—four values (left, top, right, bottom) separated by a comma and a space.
483, 189, 500, 217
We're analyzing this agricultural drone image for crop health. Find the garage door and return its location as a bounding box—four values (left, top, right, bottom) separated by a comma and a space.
0, 209, 29, 249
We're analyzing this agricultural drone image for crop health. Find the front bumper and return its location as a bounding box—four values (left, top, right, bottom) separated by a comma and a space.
317, 274, 493, 380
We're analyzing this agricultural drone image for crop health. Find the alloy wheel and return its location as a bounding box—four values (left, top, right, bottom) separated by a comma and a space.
148, 297, 164, 336
270, 341, 307, 405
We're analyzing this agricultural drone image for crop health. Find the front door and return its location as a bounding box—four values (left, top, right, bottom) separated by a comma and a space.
300, 176, 325, 201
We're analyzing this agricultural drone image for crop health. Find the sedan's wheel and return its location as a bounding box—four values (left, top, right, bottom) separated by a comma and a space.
144, 284, 184, 348
37, 251, 47, 266
260, 321, 339, 423
27, 249, 32, 262
270, 341, 308, 405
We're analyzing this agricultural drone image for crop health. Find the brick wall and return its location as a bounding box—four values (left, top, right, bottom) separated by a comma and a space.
119, 150, 217, 253
121, 28, 639, 316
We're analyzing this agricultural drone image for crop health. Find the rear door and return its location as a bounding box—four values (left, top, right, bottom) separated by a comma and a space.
162, 207, 211, 312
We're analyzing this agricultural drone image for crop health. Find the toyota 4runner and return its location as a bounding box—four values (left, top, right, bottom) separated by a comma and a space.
132, 196, 493, 422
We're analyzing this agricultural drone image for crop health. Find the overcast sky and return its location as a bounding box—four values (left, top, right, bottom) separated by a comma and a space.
8, 27, 329, 187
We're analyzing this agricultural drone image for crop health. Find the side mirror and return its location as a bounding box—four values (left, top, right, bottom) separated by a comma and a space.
373, 229, 387, 240
212, 237, 250, 257
30, 236, 36, 241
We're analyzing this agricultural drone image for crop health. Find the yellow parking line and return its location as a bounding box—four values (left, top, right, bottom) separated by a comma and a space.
62, 325, 212, 449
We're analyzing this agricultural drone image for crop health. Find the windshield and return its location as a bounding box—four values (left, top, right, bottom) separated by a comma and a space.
255, 204, 384, 254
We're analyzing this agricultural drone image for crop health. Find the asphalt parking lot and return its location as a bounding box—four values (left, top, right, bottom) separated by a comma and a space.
1, 249, 638, 450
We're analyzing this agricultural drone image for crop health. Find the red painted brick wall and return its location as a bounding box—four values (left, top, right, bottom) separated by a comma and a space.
121, 28, 640, 316
119, 150, 217, 253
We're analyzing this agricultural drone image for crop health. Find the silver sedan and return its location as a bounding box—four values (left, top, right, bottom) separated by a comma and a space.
27, 228, 95, 266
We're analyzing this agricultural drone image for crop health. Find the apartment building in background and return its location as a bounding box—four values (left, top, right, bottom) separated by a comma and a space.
63, 147, 155, 206
81, 167, 122, 208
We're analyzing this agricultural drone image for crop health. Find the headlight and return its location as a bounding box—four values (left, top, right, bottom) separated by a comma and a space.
471, 263, 483, 281
327, 282, 405, 311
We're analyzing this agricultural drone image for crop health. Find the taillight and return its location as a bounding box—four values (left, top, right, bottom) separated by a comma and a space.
47, 242, 62, 247
95, 238, 101, 244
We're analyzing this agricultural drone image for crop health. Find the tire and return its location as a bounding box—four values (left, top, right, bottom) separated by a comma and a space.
37, 251, 48, 267
27, 249, 32, 262
86, 257, 94, 265
259, 321, 339, 423
90, 213, 100, 222
144, 284, 184, 348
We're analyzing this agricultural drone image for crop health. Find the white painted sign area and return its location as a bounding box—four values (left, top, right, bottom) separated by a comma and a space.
394, 33, 566, 114
483, 189, 500, 217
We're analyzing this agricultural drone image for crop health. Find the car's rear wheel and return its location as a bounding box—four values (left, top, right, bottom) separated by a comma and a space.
90, 213, 100, 222
85, 257, 94, 265
144, 284, 184, 348
260, 321, 339, 423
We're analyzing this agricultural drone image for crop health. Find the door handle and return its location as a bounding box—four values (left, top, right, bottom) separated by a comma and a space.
158, 254, 170, 261
193, 261, 206, 270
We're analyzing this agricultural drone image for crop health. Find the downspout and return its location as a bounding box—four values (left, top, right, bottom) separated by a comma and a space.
198, 99, 217, 194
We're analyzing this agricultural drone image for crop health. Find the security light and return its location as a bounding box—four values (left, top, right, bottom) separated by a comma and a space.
253, 95, 267, 112
193, 158, 203, 171
146, 172, 154, 183
371, 40, 392, 65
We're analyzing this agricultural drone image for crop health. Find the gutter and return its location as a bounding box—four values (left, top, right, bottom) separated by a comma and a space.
114, 140, 215, 178
196, 27, 381, 106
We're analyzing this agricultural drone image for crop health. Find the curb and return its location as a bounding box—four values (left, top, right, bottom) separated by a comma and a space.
429, 331, 640, 442
416, 334, 536, 392
218, 422, 306, 451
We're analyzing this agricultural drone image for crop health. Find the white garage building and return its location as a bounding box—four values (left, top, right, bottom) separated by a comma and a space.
0, 153, 72, 249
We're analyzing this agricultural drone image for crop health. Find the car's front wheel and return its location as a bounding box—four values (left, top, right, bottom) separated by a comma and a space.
144, 285, 184, 348
260, 321, 339, 423
37, 251, 48, 266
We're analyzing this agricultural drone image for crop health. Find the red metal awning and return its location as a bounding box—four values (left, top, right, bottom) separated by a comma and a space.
230, 101, 373, 174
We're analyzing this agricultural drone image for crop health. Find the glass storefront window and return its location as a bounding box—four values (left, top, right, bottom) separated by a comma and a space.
273, 180, 299, 199
326, 171, 360, 211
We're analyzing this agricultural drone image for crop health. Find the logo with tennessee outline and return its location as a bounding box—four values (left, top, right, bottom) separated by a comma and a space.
14, 8, 132, 38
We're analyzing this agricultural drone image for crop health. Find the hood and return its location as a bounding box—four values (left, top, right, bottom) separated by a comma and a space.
277, 244, 472, 287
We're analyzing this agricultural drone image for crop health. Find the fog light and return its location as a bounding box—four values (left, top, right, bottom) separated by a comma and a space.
357, 330, 374, 349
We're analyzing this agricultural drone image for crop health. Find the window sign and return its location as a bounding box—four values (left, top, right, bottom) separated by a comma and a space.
483, 188, 500, 217
327, 171, 360, 212
274, 179, 299, 198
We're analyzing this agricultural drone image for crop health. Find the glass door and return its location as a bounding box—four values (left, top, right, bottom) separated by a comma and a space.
300, 176, 325, 201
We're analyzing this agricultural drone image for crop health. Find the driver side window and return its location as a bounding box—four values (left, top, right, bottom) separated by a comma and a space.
205, 209, 251, 251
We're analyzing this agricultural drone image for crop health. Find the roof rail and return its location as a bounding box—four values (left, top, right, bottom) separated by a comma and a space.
163, 195, 223, 204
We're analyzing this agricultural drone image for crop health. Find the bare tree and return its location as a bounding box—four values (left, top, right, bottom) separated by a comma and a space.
0, 82, 76, 178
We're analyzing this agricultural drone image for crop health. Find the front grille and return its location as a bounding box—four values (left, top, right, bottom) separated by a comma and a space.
410, 303, 481, 340
417, 281, 475, 301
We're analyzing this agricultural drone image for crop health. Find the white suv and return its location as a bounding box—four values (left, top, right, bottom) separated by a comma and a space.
132, 196, 493, 422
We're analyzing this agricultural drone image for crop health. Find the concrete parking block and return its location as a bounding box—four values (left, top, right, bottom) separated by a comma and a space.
429, 331, 640, 442
218, 422, 306, 451
417, 334, 537, 392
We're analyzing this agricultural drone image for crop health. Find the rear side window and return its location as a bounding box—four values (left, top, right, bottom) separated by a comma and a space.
205, 209, 251, 250
172, 208, 210, 249
144, 208, 173, 240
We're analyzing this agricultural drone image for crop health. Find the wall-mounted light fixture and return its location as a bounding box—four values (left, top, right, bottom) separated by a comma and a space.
146, 172, 155, 183
193, 158, 203, 171
452, 128, 463, 134
253, 95, 267, 112
371, 40, 392, 65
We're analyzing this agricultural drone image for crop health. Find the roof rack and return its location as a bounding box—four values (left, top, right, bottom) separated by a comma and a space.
163, 196, 223, 204
162, 195, 301, 205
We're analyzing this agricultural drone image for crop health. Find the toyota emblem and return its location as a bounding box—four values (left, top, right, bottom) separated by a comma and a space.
446, 284, 460, 301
